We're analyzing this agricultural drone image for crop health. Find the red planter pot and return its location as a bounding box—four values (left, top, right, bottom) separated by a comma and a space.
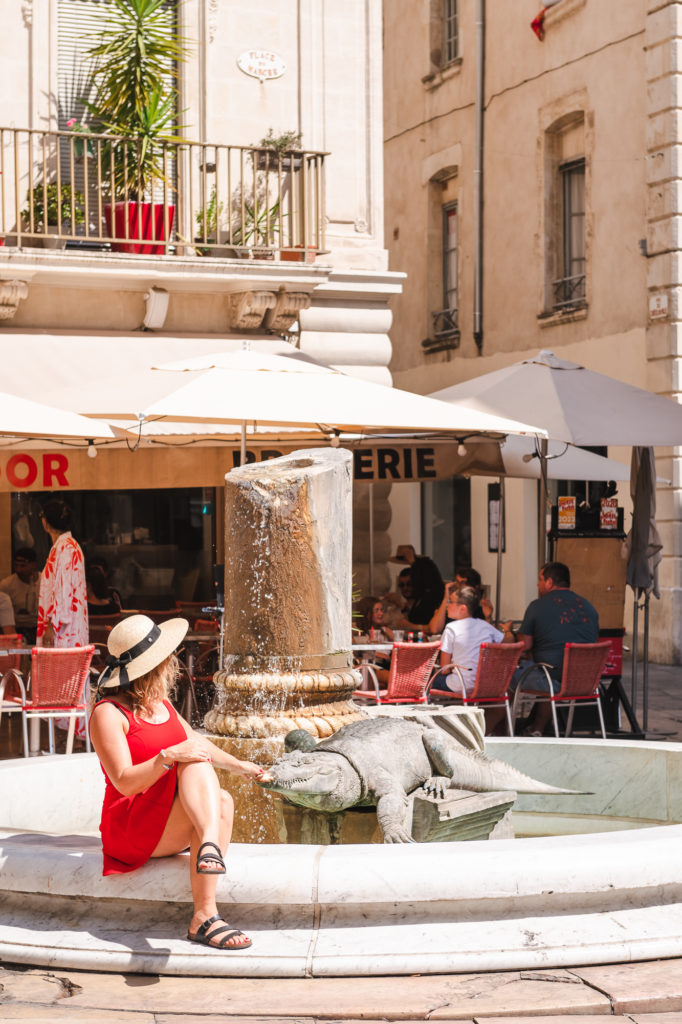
280, 245, 317, 263
104, 201, 175, 255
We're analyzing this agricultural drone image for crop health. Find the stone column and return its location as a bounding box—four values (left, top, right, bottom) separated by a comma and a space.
645, 0, 682, 662
205, 449, 364, 842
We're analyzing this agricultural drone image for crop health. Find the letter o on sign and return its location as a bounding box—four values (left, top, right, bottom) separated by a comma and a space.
6, 454, 38, 488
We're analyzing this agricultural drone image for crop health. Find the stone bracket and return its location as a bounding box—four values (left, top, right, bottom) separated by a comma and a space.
263, 289, 312, 332
0, 279, 29, 321
226, 288, 311, 330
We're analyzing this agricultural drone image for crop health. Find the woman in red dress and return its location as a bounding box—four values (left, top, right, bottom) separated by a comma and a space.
89, 614, 264, 951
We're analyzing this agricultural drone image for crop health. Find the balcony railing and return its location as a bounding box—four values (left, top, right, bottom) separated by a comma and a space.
0, 126, 327, 260
552, 273, 586, 311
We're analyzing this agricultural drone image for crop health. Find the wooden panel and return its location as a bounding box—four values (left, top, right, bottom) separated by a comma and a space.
555, 537, 627, 630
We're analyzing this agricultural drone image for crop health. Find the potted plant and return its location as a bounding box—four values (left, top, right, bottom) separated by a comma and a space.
254, 128, 303, 172
231, 197, 280, 259
83, 0, 190, 254
194, 186, 225, 256
22, 183, 85, 247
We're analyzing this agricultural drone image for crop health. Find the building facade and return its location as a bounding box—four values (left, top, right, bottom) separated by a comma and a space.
0, 0, 400, 605
384, 0, 682, 662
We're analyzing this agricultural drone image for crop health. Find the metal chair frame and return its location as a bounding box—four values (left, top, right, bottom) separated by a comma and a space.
427, 641, 525, 736
0, 633, 26, 730
511, 640, 612, 738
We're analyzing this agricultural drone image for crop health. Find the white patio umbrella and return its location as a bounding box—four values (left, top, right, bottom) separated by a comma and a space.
432, 348, 682, 732
0, 391, 115, 441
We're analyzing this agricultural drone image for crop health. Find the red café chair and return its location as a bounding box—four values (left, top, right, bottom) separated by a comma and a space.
511, 640, 612, 738
427, 641, 525, 736
20, 646, 95, 757
352, 641, 440, 705
0, 633, 27, 729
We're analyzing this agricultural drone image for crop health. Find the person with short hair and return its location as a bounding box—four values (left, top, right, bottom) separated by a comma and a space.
36, 499, 88, 648
437, 584, 505, 695
499, 561, 599, 735
89, 614, 263, 950
0, 547, 39, 640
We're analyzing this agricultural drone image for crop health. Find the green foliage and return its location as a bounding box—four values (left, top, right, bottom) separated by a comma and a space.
22, 183, 86, 227
232, 198, 281, 249
195, 186, 224, 241
83, 0, 190, 198
256, 128, 302, 154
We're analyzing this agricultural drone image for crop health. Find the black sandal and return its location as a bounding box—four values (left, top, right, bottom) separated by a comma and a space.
187, 914, 252, 950
196, 841, 226, 875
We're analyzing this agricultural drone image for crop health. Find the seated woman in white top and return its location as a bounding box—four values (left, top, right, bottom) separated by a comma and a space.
438, 584, 505, 695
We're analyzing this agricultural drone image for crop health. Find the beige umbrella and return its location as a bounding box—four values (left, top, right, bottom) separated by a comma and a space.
0, 391, 115, 441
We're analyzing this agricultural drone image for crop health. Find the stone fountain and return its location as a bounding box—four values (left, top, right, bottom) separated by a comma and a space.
3, 448, 682, 975
204, 449, 365, 842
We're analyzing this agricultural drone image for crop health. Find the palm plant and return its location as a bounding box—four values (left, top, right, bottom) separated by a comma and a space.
83, 0, 190, 199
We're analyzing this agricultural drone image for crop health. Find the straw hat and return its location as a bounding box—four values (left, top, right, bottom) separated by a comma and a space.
97, 614, 189, 692
388, 544, 417, 565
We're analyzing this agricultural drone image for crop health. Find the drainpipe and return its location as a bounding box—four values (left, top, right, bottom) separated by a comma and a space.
473, 0, 485, 354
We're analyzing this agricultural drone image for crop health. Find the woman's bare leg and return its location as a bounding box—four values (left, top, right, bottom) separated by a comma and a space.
150, 764, 246, 947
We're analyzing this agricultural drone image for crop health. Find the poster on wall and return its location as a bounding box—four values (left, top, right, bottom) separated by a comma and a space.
557, 495, 576, 530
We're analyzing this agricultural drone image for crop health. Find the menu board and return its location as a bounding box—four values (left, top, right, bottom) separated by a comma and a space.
557, 496, 576, 529
600, 497, 619, 530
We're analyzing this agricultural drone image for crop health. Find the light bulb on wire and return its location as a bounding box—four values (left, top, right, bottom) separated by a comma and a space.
87, 441, 98, 459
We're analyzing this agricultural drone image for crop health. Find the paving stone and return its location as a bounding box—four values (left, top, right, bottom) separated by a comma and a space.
629, 1015, 682, 1023
0, 967, 66, 1005
425, 971, 610, 1019
0, 1009, 150, 1022
478, 1017, 623, 1023
574, 958, 682, 1014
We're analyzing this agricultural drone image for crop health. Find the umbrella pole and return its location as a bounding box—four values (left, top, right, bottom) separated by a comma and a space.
368, 482, 375, 595
643, 590, 650, 732
495, 475, 504, 626
631, 591, 639, 714
240, 421, 246, 466
537, 437, 549, 568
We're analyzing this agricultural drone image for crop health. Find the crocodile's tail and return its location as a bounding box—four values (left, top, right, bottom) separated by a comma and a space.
451, 747, 581, 795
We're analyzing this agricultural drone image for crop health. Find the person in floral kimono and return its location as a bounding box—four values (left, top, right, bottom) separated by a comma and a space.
37, 499, 88, 648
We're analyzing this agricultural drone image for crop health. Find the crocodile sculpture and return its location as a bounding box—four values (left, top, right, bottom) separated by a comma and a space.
257, 716, 575, 843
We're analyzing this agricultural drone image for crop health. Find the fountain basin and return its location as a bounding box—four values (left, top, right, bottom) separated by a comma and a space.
2, 738, 682, 976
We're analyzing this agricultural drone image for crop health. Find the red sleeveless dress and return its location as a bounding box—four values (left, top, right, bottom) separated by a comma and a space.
96, 698, 187, 876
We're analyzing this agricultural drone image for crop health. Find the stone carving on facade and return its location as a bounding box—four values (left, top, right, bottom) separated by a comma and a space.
207, 0, 218, 43
21, 1, 33, 28
0, 280, 29, 321
226, 290, 277, 329
263, 290, 312, 332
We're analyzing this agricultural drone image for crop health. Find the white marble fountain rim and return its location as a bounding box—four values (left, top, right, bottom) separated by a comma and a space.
2, 741, 682, 977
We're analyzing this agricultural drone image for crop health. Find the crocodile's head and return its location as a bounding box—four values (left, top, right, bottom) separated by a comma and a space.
257, 750, 361, 812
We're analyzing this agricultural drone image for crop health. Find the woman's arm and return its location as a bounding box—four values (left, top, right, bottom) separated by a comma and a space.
90, 703, 212, 797
175, 712, 264, 780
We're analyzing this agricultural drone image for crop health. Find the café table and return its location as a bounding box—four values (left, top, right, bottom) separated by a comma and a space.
351, 643, 394, 691
177, 631, 221, 725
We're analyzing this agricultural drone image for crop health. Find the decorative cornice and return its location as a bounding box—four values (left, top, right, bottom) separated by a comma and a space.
0, 280, 29, 321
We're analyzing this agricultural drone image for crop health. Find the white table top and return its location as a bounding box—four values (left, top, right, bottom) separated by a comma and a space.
352, 643, 394, 652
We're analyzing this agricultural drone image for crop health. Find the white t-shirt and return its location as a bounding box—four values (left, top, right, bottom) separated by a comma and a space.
0, 590, 16, 630
439, 617, 504, 694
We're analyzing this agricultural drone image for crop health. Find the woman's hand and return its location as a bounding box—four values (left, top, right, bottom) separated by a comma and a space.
161, 739, 213, 765
231, 759, 265, 780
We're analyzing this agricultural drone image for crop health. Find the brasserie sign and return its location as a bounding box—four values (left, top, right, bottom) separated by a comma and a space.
0, 444, 494, 491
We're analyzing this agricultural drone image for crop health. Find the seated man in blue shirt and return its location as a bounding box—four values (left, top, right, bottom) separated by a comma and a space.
506, 561, 599, 735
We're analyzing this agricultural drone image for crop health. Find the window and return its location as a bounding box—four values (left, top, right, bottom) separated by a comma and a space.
542, 111, 587, 317
554, 158, 586, 310
442, 0, 458, 66
430, 202, 459, 340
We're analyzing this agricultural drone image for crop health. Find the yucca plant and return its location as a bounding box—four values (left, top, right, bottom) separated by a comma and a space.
83, 0, 190, 199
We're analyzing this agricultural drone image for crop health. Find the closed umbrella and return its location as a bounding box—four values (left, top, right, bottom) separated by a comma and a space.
626, 446, 663, 729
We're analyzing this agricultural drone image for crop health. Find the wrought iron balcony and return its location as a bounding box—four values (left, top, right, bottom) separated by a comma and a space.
0, 126, 327, 260
552, 273, 586, 311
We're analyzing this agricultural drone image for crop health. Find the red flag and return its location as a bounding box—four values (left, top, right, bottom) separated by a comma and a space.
531, 8, 546, 40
